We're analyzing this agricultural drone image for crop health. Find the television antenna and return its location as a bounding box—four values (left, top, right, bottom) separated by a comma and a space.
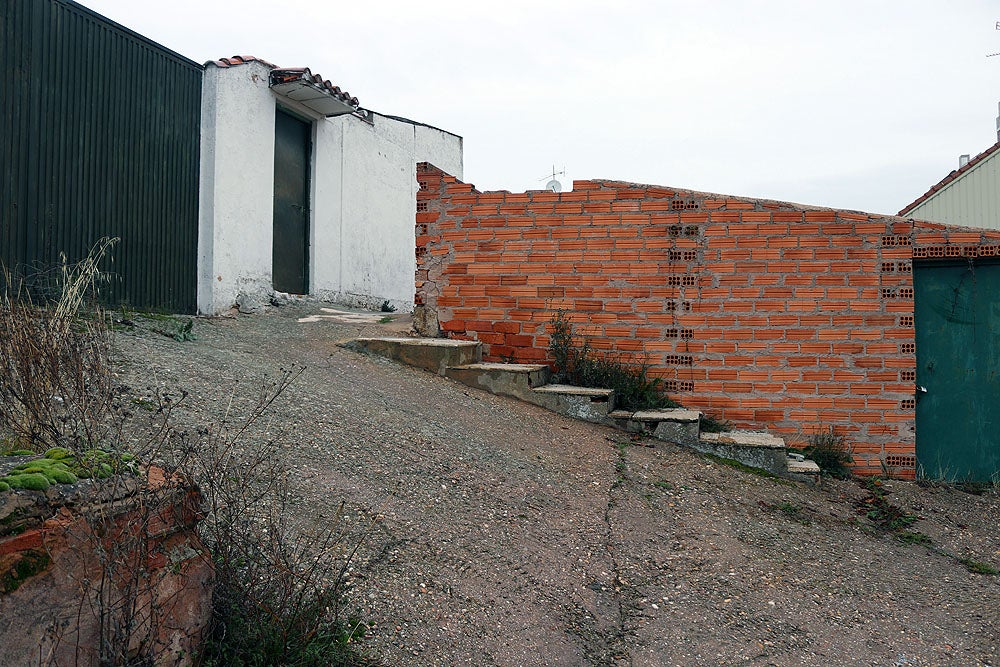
539, 165, 566, 192
988, 20, 1000, 57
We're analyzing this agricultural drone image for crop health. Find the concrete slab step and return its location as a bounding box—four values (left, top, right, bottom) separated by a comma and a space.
345, 336, 819, 484
343, 337, 481, 375
445, 363, 551, 401
633, 409, 700, 422
692, 430, 789, 475
786, 457, 821, 475
701, 430, 786, 449
609, 408, 703, 443
527, 384, 615, 423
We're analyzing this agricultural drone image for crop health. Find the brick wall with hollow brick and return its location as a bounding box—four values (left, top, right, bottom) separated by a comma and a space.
415, 163, 1000, 478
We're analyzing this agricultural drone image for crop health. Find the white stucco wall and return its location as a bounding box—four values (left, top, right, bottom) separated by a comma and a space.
198, 61, 276, 315
315, 113, 463, 311
197, 62, 463, 315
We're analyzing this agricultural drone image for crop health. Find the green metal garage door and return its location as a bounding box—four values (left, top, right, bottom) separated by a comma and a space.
1, 0, 201, 312
914, 259, 1000, 482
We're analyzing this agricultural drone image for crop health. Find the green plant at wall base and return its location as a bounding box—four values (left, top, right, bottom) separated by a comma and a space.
548, 310, 575, 378
379, 300, 396, 313
548, 311, 678, 411
172, 318, 196, 342
801, 427, 853, 479
129, 311, 197, 342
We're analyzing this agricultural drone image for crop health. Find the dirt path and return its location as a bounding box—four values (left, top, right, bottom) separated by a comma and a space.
116, 304, 1000, 666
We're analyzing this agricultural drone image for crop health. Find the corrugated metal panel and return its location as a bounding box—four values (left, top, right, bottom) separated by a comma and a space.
1, 0, 201, 312
906, 152, 1000, 231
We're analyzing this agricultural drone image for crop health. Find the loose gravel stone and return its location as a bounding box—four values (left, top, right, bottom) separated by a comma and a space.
115, 304, 1000, 667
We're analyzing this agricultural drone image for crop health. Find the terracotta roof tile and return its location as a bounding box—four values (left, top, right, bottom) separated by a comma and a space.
898, 141, 1000, 216
209, 55, 278, 69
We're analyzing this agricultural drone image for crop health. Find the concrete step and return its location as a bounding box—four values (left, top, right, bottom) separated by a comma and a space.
786, 454, 821, 476
609, 408, 702, 444
527, 384, 615, 423
695, 430, 789, 475
343, 337, 481, 375
344, 336, 820, 482
445, 363, 551, 401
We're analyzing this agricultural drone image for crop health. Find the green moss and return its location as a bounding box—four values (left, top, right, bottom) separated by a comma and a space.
3, 450, 35, 457
1, 550, 51, 594
0, 448, 139, 492
46, 469, 78, 484
0, 482, 8, 492
10, 459, 77, 486
3, 474, 51, 491
43, 447, 74, 460
17, 462, 65, 474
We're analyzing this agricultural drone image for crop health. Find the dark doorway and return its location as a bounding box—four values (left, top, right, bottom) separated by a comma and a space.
272, 109, 311, 294
914, 259, 1000, 482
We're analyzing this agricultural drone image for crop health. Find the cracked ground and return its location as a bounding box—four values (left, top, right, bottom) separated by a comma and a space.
116, 304, 999, 666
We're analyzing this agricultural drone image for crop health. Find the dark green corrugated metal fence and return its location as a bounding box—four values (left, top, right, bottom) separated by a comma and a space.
1, 0, 201, 312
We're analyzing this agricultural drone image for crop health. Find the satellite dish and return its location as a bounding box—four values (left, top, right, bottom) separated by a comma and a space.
540, 165, 566, 192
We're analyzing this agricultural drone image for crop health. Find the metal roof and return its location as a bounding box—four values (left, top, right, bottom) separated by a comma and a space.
899, 141, 1000, 216
209, 56, 360, 116
269, 68, 359, 116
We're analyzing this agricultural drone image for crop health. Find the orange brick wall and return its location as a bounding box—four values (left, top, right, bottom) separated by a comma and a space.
415, 163, 1000, 477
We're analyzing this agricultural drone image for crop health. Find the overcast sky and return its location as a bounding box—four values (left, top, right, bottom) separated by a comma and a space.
78, 0, 1000, 215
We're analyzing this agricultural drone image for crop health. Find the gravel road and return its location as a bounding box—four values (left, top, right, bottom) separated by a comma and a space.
115, 303, 1000, 667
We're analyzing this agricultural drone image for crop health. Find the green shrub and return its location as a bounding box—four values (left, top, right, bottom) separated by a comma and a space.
802, 427, 853, 478
548, 311, 677, 411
